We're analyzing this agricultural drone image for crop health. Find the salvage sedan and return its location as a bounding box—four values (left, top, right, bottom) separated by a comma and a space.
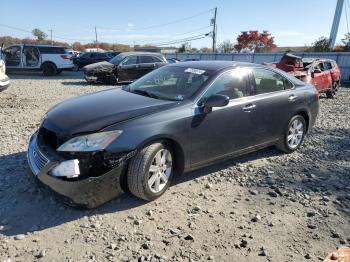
27, 61, 319, 208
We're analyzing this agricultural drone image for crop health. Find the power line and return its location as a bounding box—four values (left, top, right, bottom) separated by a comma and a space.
133, 26, 212, 44
152, 32, 211, 46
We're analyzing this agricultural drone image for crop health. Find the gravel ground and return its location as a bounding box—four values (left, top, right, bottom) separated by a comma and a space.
0, 71, 349, 262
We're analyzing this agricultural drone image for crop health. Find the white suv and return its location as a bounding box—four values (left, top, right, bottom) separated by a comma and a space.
0, 59, 9, 91
0, 44, 74, 76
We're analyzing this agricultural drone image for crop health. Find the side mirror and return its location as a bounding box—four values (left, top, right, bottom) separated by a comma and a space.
202, 94, 229, 113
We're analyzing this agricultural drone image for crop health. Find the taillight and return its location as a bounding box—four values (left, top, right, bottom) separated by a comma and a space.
60, 54, 70, 60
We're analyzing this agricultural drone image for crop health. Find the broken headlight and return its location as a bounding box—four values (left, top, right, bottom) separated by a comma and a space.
57, 130, 123, 152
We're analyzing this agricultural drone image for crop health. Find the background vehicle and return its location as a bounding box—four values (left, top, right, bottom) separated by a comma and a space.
166, 58, 180, 64
106, 51, 122, 58
0, 59, 10, 91
28, 61, 319, 208
72, 52, 113, 70
268, 53, 341, 98
0, 44, 73, 76
83, 52, 167, 84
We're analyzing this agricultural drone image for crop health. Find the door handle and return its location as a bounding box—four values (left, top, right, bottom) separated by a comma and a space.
242, 104, 256, 112
288, 95, 298, 102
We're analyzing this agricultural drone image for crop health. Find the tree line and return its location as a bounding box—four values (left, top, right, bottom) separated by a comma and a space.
1, 28, 350, 53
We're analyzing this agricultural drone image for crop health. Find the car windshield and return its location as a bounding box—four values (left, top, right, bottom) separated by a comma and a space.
109, 54, 126, 65
124, 66, 211, 101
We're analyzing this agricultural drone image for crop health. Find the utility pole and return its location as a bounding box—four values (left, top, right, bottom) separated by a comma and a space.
49, 29, 53, 45
329, 0, 344, 49
212, 7, 217, 52
94, 26, 98, 51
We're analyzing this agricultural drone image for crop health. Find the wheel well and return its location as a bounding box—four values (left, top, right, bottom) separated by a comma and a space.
297, 111, 309, 132
40, 61, 57, 70
139, 138, 185, 175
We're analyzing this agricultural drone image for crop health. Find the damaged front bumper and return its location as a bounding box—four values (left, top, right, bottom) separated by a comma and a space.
0, 75, 10, 91
27, 133, 126, 208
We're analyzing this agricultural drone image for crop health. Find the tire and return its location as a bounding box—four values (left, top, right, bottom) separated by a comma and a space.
127, 143, 174, 201
326, 81, 339, 98
42, 63, 57, 76
276, 115, 306, 153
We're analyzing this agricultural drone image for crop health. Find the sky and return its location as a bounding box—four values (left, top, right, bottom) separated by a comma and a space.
0, 0, 349, 48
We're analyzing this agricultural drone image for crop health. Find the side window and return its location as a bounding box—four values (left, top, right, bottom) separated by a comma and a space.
323, 62, 332, 71
140, 56, 154, 63
3, 46, 21, 66
121, 56, 138, 65
202, 69, 251, 100
152, 56, 163, 62
252, 69, 293, 94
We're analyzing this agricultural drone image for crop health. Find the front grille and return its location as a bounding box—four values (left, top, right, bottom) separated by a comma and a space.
40, 127, 63, 150
32, 142, 49, 170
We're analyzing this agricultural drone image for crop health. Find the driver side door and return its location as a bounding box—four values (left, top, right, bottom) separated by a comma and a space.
117, 55, 139, 82
3, 45, 22, 68
190, 69, 256, 167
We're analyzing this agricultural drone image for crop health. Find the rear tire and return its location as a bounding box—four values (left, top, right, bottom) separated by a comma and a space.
42, 63, 57, 76
127, 143, 174, 201
277, 115, 306, 153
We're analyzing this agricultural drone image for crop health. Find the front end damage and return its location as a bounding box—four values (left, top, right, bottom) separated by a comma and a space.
83, 61, 117, 85
27, 128, 135, 208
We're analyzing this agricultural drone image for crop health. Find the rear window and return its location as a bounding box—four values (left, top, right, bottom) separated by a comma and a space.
38, 47, 66, 54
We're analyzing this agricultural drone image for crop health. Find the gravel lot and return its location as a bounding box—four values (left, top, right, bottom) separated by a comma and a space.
0, 71, 349, 262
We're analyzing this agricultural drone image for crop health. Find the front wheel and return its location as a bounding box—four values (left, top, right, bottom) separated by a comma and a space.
326, 81, 339, 98
277, 115, 306, 153
127, 143, 174, 201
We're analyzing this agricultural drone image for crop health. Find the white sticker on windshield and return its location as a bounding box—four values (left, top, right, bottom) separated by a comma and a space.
184, 68, 205, 75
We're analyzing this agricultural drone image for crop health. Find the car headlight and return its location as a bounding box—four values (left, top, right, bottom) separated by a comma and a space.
57, 130, 122, 152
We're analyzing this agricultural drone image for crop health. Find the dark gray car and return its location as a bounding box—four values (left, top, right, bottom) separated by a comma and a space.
27, 61, 319, 208
83, 52, 167, 84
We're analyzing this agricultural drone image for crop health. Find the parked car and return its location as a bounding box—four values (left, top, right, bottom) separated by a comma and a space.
83, 52, 167, 84
0, 59, 10, 91
0, 44, 73, 76
27, 61, 319, 208
182, 58, 199, 62
106, 51, 122, 58
268, 53, 341, 98
72, 52, 113, 70
166, 58, 180, 64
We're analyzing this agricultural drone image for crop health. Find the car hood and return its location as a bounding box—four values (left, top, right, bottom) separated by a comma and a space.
84, 61, 114, 73
43, 88, 176, 138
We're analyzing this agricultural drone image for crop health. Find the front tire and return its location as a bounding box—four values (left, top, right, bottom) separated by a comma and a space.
277, 115, 306, 153
326, 81, 339, 98
127, 143, 174, 201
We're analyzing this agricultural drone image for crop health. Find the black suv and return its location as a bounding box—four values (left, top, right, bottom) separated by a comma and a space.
83, 52, 167, 84
72, 52, 113, 70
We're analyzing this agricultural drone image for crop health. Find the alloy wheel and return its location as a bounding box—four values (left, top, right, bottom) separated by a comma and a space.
287, 119, 304, 149
147, 149, 172, 193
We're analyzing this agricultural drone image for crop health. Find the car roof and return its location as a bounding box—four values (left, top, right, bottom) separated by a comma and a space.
120, 52, 164, 57
15, 44, 66, 48
167, 60, 263, 71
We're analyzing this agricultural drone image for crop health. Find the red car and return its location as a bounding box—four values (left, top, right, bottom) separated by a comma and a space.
268, 53, 341, 98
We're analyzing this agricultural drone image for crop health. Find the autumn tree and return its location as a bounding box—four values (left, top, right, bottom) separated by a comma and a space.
307, 37, 330, 52
200, 47, 211, 53
72, 42, 85, 51
32, 28, 47, 41
218, 40, 235, 53
234, 30, 276, 53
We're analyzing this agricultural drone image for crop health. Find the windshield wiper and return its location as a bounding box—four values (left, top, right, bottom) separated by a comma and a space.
132, 89, 160, 99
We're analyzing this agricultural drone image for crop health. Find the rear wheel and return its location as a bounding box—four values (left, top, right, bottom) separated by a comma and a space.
42, 63, 57, 76
326, 81, 339, 98
127, 143, 174, 201
277, 115, 306, 153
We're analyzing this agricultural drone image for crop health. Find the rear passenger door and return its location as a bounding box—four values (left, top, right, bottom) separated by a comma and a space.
249, 68, 296, 144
